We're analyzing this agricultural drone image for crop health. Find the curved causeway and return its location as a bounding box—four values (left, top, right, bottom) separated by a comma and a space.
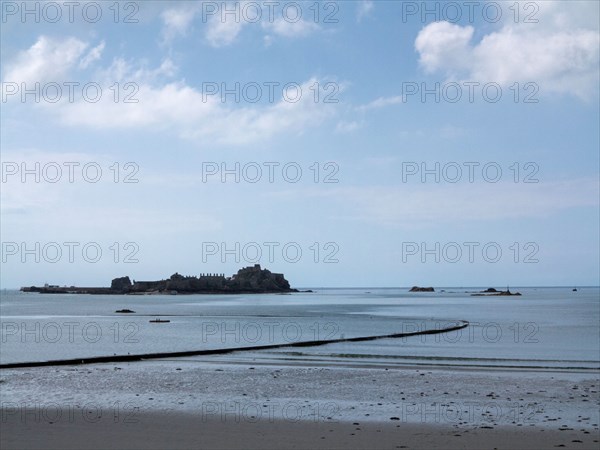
0, 320, 469, 369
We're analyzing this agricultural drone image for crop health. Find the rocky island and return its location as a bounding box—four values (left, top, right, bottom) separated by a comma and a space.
20, 264, 297, 295
409, 286, 435, 292
471, 287, 522, 296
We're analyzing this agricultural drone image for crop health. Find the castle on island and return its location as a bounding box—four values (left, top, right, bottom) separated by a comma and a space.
22, 265, 296, 295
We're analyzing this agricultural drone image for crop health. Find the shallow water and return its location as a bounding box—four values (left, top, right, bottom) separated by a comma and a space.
1, 287, 598, 370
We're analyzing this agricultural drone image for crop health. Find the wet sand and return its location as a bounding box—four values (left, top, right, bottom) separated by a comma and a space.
1, 359, 598, 449
2, 412, 599, 450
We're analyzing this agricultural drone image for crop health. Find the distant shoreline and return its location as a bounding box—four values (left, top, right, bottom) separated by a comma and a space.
8, 286, 597, 292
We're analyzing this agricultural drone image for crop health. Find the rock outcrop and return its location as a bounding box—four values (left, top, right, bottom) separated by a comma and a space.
409, 286, 435, 292
227, 264, 292, 292
111, 276, 132, 293
472, 288, 522, 297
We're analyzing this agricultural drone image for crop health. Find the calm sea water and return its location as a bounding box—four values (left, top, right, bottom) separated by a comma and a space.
1, 287, 598, 370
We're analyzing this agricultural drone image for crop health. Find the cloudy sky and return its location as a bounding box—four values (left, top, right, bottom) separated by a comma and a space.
1, 1, 599, 288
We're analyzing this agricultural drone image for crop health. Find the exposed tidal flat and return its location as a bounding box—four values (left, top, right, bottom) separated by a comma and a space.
1, 287, 599, 449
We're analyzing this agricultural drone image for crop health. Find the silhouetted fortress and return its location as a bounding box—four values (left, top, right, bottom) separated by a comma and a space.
22, 265, 296, 295
118, 264, 295, 294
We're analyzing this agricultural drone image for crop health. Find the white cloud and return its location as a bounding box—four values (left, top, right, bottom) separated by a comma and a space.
525, 0, 600, 31
357, 95, 403, 111
414, 3, 600, 99
161, 2, 246, 48
2, 36, 340, 146
79, 41, 105, 69
470, 28, 599, 97
50, 70, 338, 145
205, 10, 245, 47
176, 78, 339, 145
2, 36, 89, 84
356, 1, 374, 22
161, 5, 199, 42
335, 120, 363, 133
415, 22, 474, 75
56, 81, 217, 129
159, 1, 321, 48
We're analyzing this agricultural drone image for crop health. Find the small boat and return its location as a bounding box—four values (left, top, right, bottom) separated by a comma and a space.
149, 318, 170, 323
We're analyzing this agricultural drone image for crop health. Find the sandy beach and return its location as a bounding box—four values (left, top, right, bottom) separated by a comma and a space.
2, 411, 598, 450
2, 358, 598, 449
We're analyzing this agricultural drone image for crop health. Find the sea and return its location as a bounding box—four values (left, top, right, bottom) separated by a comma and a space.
1, 287, 599, 372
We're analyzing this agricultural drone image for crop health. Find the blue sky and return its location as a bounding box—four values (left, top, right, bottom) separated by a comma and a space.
1, 1, 599, 288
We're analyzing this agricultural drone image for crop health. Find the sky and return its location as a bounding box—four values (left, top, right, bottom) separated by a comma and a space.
1, 0, 599, 288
